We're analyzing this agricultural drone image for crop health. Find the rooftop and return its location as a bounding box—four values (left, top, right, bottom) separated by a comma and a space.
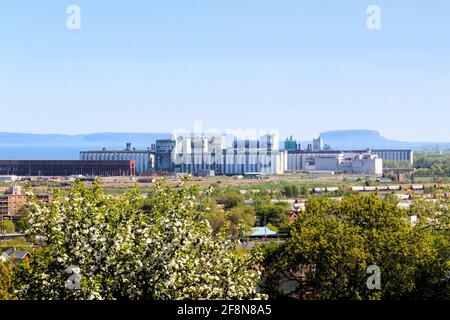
249, 226, 277, 237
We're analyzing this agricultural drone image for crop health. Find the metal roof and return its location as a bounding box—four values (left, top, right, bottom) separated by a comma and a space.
249, 226, 277, 237
1, 248, 30, 262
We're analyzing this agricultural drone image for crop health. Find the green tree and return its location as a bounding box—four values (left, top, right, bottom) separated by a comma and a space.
299, 186, 309, 197
254, 196, 289, 228
206, 208, 227, 235
414, 152, 450, 177
206, 194, 255, 237
217, 190, 245, 210
0, 220, 15, 234
282, 185, 292, 198
260, 194, 449, 300
227, 205, 255, 236
406, 199, 450, 299
283, 185, 300, 198
14, 216, 29, 233
13, 205, 32, 233
382, 173, 397, 182
0, 261, 15, 300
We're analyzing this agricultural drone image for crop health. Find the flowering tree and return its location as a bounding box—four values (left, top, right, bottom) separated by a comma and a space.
15, 179, 264, 300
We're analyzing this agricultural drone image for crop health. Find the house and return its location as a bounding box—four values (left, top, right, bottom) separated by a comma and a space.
0, 248, 31, 264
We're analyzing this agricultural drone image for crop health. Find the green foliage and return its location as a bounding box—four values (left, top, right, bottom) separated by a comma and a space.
15, 179, 264, 300
424, 186, 438, 198
14, 216, 30, 233
382, 193, 398, 204
0, 220, 15, 234
282, 185, 298, 198
0, 238, 30, 251
206, 208, 228, 235
382, 173, 397, 182
205, 204, 255, 237
12, 204, 33, 233
216, 189, 245, 210
254, 196, 290, 227
205, 188, 257, 237
260, 194, 450, 300
0, 261, 15, 300
282, 185, 310, 198
414, 152, 450, 177
227, 205, 255, 236
384, 160, 412, 169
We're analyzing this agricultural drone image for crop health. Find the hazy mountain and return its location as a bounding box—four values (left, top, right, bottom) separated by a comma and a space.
0, 132, 170, 160
315, 130, 450, 150
0, 132, 170, 147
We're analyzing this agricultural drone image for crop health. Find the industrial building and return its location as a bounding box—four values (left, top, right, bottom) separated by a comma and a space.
287, 148, 412, 171
370, 149, 414, 165
80, 143, 154, 175
286, 150, 383, 175
171, 134, 287, 176
153, 139, 176, 173
312, 137, 324, 151
0, 160, 136, 177
283, 135, 413, 166
351, 153, 383, 175
284, 136, 299, 151
80, 140, 178, 174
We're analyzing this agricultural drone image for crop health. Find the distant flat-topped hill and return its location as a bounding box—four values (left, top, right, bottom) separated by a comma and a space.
316, 130, 450, 150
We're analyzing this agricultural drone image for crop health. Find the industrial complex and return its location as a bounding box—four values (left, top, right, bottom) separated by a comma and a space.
81, 134, 288, 176
79, 134, 413, 177
0, 134, 414, 177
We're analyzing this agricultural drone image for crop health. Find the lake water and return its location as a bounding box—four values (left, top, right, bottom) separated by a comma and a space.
0, 146, 91, 160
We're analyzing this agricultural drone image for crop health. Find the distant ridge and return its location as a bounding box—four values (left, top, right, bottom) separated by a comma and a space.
0, 132, 170, 147
316, 130, 450, 150
0, 132, 170, 160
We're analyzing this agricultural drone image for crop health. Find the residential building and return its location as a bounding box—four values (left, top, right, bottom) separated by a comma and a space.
0, 185, 52, 218
0, 248, 31, 264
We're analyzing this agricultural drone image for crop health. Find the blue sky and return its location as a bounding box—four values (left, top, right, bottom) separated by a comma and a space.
0, 1, 449, 141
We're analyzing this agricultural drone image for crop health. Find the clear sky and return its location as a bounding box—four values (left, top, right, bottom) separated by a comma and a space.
0, 1, 449, 141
